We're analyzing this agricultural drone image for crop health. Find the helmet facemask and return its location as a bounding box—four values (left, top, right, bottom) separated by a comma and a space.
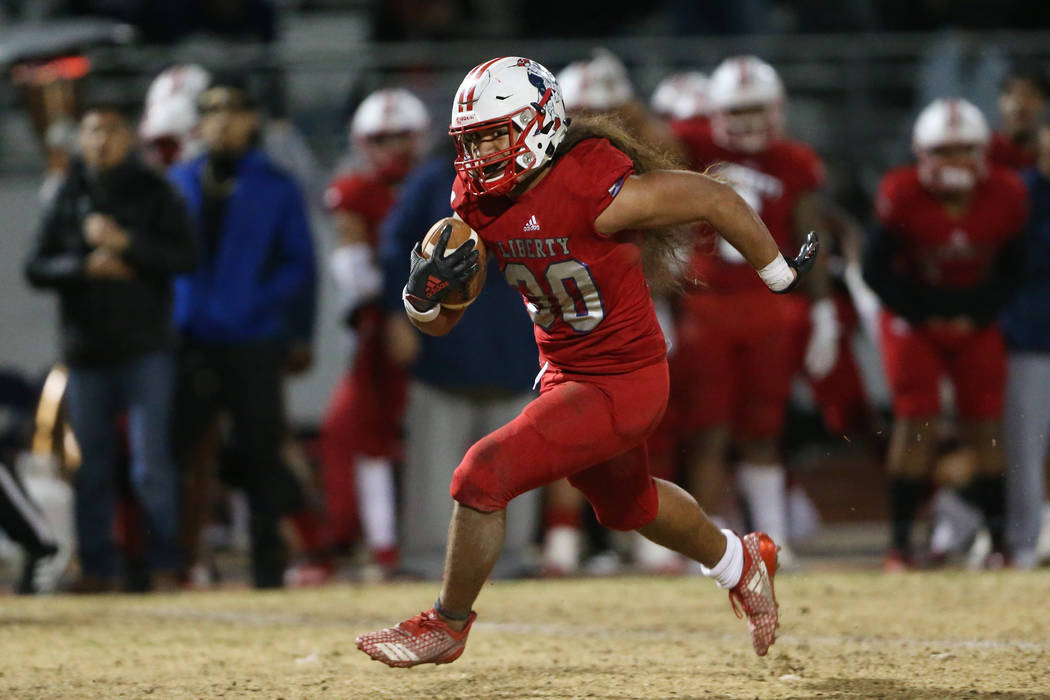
712, 103, 783, 154
917, 143, 987, 196
359, 131, 422, 182
452, 96, 557, 196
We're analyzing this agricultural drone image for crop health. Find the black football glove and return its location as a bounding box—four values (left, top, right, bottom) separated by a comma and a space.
772, 231, 820, 294
405, 223, 480, 310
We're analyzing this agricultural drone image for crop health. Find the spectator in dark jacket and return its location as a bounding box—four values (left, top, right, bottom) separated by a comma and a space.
24, 103, 196, 592
168, 79, 316, 588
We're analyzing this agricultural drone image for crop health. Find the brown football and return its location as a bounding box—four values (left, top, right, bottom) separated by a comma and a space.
419, 217, 487, 309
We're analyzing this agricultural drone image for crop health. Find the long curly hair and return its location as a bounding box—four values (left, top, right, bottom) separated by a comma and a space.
554, 112, 694, 294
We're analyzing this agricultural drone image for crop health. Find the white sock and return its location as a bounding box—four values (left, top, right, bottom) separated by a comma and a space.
355, 456, 397, 551
737, 463, 788, 543
543, 525, 582, 573
700, 529, 744, 589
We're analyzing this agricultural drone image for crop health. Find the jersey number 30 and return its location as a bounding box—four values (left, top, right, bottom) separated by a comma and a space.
504, 260, 605, 333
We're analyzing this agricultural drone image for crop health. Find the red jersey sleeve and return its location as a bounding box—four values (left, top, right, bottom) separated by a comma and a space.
992, 167, 1029, 236
785, 142, 825, 192
875, 168, 911, 233
559, 138, 635, 228
324, 175, 369, 214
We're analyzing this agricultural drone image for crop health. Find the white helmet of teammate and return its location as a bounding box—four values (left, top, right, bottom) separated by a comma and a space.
449, 56, 568, 196
557, 49, 634, 112
651, 71, 710, 120
350, 88, 429, 138
350, 87, 430, 180
145, 64, 211, 107
708, 56, 785, 154
912, 98, 990, 194
140, 64, 211, 166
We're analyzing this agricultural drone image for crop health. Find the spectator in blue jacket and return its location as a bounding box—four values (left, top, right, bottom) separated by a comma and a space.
379, 148, 539, 580
169, 78, 316, 588
1002, 119, 1050, 569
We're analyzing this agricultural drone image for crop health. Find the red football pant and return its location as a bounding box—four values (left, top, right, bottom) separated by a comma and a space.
451, 361, 669, 531
319, 362, 406, 547
671, 291, 807, 439
878, 311, 1006, 420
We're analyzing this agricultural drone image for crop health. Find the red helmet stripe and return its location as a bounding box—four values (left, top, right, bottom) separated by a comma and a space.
947, 99, 960, 128
456, 57, 508, 114
470, 56, 507, 79
737, 57, 751, 86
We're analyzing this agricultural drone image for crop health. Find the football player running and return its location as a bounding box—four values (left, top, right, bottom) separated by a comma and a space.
863, 98, 1027, 570
356, 56, 818, 666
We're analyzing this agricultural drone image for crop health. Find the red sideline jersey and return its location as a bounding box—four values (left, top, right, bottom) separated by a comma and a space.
875, 165, 1027, 288
987, 131, 1037, 171
452, 138, 666, 375
322, 170, 405, 456
673, 121, 824, 292
324, 172, 397, 246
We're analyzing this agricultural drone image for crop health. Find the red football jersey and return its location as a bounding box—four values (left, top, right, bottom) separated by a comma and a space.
324, 172, 397, 246
875, 165, 1027, 288
452, 138, 666, 374
987, 131, 1037, 171
674, 122, 824, 292
324, 171, 405, 399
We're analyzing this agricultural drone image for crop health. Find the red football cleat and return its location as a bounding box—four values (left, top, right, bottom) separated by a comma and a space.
729, 532, 780, 656
883, 549, 914, 573
356, 608, 476, 668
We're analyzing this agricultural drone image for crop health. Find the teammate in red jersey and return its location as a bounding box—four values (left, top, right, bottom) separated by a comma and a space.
988, 64, 1047, 170
669, 56, 836, 562
314, 88, 429, 578
355, 56, 819, 667
862, 98, 1027, 571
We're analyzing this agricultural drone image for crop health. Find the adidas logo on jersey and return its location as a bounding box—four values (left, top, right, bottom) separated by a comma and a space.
523, 215, 541, 232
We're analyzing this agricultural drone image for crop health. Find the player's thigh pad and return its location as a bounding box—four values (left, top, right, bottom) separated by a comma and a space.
568, 443, 659, 530
670, 298, 736, 432
879, 312, 943, 418
948, 324, 1007, 420
450, 362, 668, 512
734, 307, 806, 438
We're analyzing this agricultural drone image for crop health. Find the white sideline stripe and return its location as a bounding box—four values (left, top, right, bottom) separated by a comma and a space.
0, 466, 56, 547
137, 608, 1050, 653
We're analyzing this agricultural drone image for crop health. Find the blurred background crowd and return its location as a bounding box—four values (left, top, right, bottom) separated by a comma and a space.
0, 0, 1049, 594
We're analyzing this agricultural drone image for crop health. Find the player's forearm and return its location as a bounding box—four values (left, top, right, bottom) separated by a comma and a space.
602, 171, 781, 269
408, 306, 464, 336
702, 179, 782, 270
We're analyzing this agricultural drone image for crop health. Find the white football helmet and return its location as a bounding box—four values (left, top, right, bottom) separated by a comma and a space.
145, 64, 211, 108
912, 98, 990, 194
351, 88, 430, 180
351, 88, 429, 138
140, 64, 211, 166
708, 56, 785, 154
651, 71, 710, 120
557, 49, 634, 112
450, 56, 568, 196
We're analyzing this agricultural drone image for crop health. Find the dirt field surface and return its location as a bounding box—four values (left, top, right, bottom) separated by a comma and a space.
1, 572, 1048, 699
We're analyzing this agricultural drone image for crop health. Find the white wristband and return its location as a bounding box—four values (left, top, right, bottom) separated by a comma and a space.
757, 253, 795, 292
402, 286, 441, 323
